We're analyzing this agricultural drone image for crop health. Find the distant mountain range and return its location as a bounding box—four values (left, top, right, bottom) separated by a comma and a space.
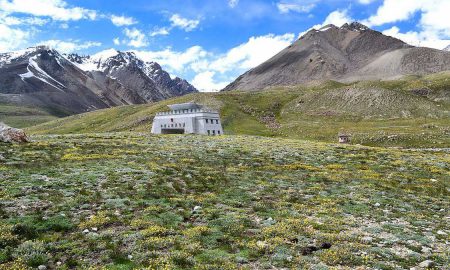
0, 46, 197, 116
223, 22, 450, 91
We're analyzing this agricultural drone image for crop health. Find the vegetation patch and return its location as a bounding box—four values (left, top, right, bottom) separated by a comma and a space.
0, 133, 448, 269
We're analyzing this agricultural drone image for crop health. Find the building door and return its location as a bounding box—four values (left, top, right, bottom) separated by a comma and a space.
161, 129, 185, 134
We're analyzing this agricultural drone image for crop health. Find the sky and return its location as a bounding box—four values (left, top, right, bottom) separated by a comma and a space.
1, 0, 450, 91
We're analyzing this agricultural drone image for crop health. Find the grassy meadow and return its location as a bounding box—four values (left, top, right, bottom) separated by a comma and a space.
25, 73, 450, 147
0, 104, 58, 128
0, 133, 449, 269
0, 73, 449, 269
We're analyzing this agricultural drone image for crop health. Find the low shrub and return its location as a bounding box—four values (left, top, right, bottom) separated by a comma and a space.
13, 240, 48, 267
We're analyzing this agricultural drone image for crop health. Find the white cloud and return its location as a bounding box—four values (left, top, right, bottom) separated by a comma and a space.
364, 1, 421, 26
132, 33, 295, 91
209, 33, 296, 73
40, 39, 101, 53
110, 15, 136, 27
359, 0, 376, 4
134, 46, 208, 72
150, 27, 170, 37
0, 23, 29, 52
113, 38, 121, 45
364, 0, 450, 32
191, 71, 229, 92
363, 0, 450, 49
169, 14, 199, 32
0, 0, 97, 21
298, 9, 352, 38
124, 28, 148, 48
228, 0, 239, 8
383, 26, 450, 49
149, 13, 200, 37
0, 15, 49, 26
277, 2, 316, 14
315, 9, 352, 28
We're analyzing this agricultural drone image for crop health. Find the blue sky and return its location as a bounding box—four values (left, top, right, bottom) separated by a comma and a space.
1, 0, 449, 91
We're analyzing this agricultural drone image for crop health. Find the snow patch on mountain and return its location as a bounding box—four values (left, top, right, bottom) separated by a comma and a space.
0, 47, 44, 67
19, 55, 66, 91
67, 49, 171, 83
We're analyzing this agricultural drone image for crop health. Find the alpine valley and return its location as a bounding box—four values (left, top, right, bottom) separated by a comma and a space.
0, 10, 450, 269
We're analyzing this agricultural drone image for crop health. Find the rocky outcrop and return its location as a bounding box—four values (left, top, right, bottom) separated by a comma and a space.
0, 123, 29, 143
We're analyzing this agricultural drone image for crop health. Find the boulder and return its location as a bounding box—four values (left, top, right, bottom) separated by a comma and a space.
418, 260, 435, 269
0, 123, 29, 143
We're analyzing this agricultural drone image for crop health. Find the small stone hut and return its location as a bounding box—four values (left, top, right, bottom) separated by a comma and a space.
338, 132, 351, 144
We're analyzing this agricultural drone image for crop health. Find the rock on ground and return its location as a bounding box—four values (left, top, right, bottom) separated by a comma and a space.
418, 260, 435, 268
0, 122, 29, 143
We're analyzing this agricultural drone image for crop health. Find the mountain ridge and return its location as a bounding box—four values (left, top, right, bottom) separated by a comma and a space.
223, 22, 450, 91
0, 46, 197, 117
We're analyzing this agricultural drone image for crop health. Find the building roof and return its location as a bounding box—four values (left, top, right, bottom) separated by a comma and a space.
168, 102, 203, 111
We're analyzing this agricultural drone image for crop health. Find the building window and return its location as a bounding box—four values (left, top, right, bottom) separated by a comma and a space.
171, 118, 174, 122
218, 130, 221, 135
206, 119, 209, 124
207, 130, 210, 135
216, 119, 219, 124
212, 130, 216, 135
183, 123, 185, 127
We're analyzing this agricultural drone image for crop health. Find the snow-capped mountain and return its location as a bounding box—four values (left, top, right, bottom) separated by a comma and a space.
0, 46, 197, 116
66, 49, 196, 100
444, 45, 450, 51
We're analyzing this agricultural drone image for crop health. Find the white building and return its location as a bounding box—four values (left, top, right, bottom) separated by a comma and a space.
151, 102, 224, 135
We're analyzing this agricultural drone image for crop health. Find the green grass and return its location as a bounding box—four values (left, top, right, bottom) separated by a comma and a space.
28, 73, 450, 147
0, 104, 58, 128
0, 133, 448, 269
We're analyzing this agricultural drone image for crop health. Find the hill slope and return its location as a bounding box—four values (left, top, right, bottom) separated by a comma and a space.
29, 72, 450, 147
223, 22, 450, 91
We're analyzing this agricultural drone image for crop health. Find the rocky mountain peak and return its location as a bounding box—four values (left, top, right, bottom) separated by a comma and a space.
223, 21, 450, 91
111, 51, 141, 64
301, 22, 371, 40
146, 61, 162, 71
0, 46, 57, 67
65, 53, 90, 64
341, 22, 369, 32
444, 45, 450, 51
317, 24, 339, 32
